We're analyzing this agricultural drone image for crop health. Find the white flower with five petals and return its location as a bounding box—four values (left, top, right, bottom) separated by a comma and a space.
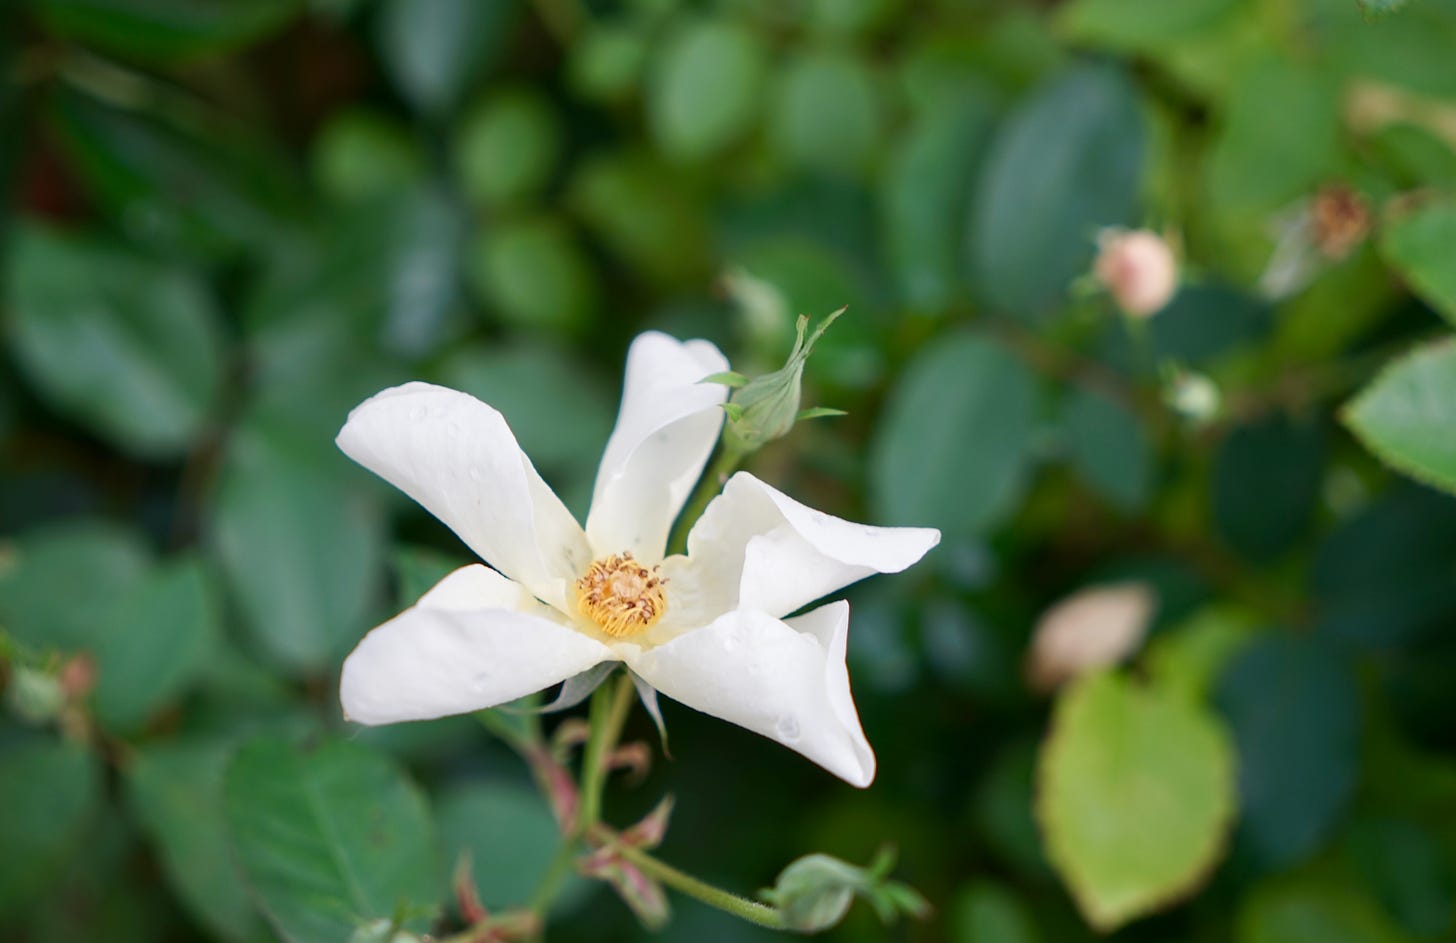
336, 332, 939, 787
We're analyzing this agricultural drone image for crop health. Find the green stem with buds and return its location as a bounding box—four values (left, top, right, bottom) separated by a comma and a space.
613, 843, 787, 931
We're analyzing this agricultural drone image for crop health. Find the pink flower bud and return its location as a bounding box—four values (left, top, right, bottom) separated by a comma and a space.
1026, 582, 1155, 693
1093, 229, 1178, 318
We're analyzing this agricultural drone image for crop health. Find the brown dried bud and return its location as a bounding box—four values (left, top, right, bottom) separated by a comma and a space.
1311, 184, 1370, 260
1026, 582, 1155, 693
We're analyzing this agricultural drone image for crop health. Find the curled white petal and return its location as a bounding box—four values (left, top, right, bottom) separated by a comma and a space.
625, 601, 874, 787
336, 382, 591, 609
341, 565, 614, 724
681, 472, 941, 620
586, 333, 729, 563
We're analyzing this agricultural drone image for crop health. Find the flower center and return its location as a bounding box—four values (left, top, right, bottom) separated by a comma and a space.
575, 552, 666, 638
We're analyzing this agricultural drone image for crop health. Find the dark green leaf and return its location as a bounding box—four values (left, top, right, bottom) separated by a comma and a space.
35, 0, 300, 61
1347, 817, 1456, 939
882, 91, 994, 311
1212, 413, 1324, 561
950, 881, 1040, 943
1236, 872, 1410, 943
224, 737, 440, 943
1057, 0, 1239, 50
870, 332, 1037, 535
1062, 386, 1152, 511
437, 781, 591, 914
211, 432, 384, 675
5, 226, 225, 456
967, 62, 1142, 317
0, 519, 152, 651
53, 90, 298, 261
92, 556, 220, 733
313, 110, 425, 204
1359, 0, 1411, 15
375, 0, 517, 115
0, 738, 102, 918
1216, 635, 1361, 870
1344, 340, 1456, 495
771, 51, 884, 177
126, 738, 268, 943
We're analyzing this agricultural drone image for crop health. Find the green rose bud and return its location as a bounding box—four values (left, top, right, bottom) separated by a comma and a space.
716, 307, 846, 455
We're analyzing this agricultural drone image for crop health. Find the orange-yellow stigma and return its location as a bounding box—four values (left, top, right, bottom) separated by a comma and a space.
575, 552, 666, 638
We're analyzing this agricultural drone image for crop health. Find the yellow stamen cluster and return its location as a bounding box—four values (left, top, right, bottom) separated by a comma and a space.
575, 552, 666, 638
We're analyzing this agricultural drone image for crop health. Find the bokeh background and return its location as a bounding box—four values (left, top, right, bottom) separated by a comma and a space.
4, 0, 1456, 941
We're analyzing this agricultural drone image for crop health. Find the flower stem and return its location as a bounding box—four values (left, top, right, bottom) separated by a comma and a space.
576, 673, 635, 835
668, 444, 746, 556
614, 844, 787, 931
527, 839, 580, 913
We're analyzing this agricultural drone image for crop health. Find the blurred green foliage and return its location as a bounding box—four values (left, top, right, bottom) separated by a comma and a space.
3, 0, 1456, 941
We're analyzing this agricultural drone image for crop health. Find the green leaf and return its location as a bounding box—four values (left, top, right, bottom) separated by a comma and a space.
247, 187, 468, 359
5, 226, 225, 457
1212, 413, 1324, 561
568, 151, 710, 287
467, 214, 599, 336
870, 332, 1036, 536
771, 50, 884, 177
455, 88, 562, 207
92, 556, 220, 733
313, 110, 425, 204
126, 738, 268, 943
1037, 671, 1235, 931
0, 738, 102, 918
1062, 386, 1152, 512
375, 0, 516, 116
211, 432, 385, 674
967, 62, 1142, 317
1216, 635, 1361, 869
1144, 606, 1259, 704
53, 89, 298, 261
224, 737, 441, 943
34, 0, 300, 62
0, 519, 152, 651
437, 781, 591, 915
1347, 817, 1456, 939
950, 881, 1040, 943
1344, 340, 1456, 495
391, 545, 468, 613
1057, 0, 1239, 50
1358, 0, 1413, 18
1381, 200, 1456, 327
1237, 872, 1411, 943
648, 19, 766, 161
882, 91, 994, 311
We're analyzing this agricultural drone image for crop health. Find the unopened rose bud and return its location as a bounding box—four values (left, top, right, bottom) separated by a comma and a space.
1164, 369, 1221, 424
1026, 582, 1155, 693
1093, 229, 1178, 318
718, 307, 846, 455
59, 653, 96, 700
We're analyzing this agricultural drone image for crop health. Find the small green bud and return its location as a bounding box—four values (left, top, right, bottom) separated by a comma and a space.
347, 919, 420, 943
721, 307, 844, 455
762, 848, 929, 933
763, 854, 860, 933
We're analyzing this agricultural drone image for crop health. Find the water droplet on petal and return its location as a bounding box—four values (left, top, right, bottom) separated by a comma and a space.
410, 406, 427, 421
471, 671, 492, 691
775, 714, 801, 743
722, 634, 739, 653
468, 466, 483, 481
446, 421, 461, 437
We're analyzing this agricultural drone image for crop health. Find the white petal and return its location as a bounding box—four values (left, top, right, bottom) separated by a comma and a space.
586, 333, 729, 563
624, 602, 874, 787
341, 565, 614, 725
682, 472, 941, 619
337, 382, 591, 609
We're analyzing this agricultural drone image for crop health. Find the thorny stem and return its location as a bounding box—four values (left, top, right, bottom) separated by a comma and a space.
667, 444, 746, 557
611, 842, 788, 931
